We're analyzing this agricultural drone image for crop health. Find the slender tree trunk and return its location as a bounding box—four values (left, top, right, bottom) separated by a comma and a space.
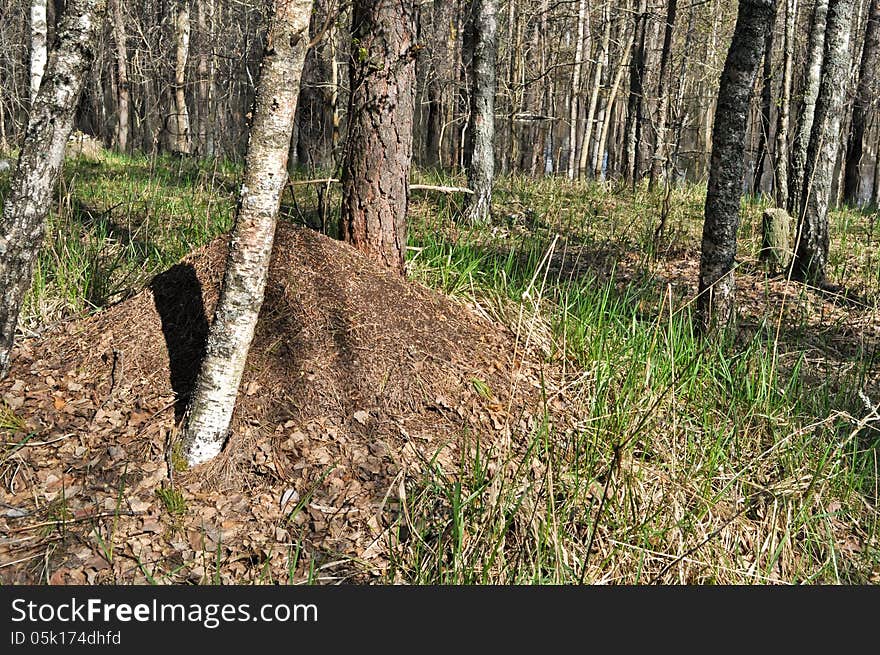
567, 0, 587, 179
792, 0, 855, 283
30, 0, 48, 104
181, 0, 313, 466
594, 22, 633, 179
196, 0, 215, 157
787, 0, 828, 215
751, 23, 774, 195
171, 0, 191, 154
462, 0, 497, 224
842, 0, 880, 205
340, 0, 417, 272
624, 0, 649, 186
773, 0, 796, 208
425, 0, 453, 169
110, 0, 129, 152
649, 0, 678, 190
0, 0, 106, 379
295, 0, 334, 171
697, 0, 776, 333
580, 0, 611, 178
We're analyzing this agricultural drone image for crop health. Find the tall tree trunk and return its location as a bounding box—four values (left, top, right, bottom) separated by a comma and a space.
624, 0, 648, 186
30, 0, 48, 105
751, 23, 774, 195
0, 0, 106, 379
787, 0, 828, 215
792, 0, 855, 283
580, 0, 611, 178
425, 0, 453, 168
773, 0, 796, 208
594, 21, 633, 179
171, 0, 192, 154
340, 0, 417, 272
181, 0, 313, 466
567, 0, 587, 179
295, 0, 334, 171
462, 0, 497, 224
698, 0, 776, 333
842, 0, 880, 205
649, 0, 678, 190
110, 0, 129, 152
196, 0, 216, 157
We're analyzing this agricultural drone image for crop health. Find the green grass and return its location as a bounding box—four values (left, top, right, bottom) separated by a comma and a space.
2, 153, 880, 584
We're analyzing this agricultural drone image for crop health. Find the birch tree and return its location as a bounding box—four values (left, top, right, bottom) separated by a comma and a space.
30, 0, 48, 104
181, 0, 313, 465
697, 0, 776, 333
462, 0, 498, 224
0, 0, 106, 379
791, 0, 855, 283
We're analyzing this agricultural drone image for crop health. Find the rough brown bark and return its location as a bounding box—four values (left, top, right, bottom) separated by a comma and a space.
842, 0, 880, 205
181, 0, 313, 465
0, 0, 106, 379
340, 0, 417, 273
792, 0, 855, 283
697, 0, 776, 333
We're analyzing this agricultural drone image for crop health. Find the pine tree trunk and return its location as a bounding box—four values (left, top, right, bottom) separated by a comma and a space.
698, 0, 776, 333
773, 0, 796, 208
181, 0, 313, 466
792, 0, 855, 283
340, 0, 416, 271
842, 0, 880, 205
462, 0, 497, 224
787, 0, 828, 216
0, 0, 106, 379
110, 0, 129, 152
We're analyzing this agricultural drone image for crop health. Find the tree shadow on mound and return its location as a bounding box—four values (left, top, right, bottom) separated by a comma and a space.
150, 263, 210, 420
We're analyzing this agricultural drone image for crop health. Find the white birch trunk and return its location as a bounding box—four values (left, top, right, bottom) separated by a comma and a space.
0, 0, 106, 378
30, 0, 48, 104
181, 0, 313, 466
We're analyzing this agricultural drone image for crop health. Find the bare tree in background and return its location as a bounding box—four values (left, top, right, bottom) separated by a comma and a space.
181, 0, 313, 465
0, 0, 107, 379
697, 0, 776, 333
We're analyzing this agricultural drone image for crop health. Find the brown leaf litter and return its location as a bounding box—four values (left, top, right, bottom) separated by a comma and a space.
0, 223, 565, 584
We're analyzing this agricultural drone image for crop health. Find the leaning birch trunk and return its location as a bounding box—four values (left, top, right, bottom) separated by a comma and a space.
181, 0, 312, 466
787, 0, 828, 216
697, 0, 775, 333
110, 0, 129, 152
579, 1, 611, 178
462, 0, 497, 225
792, 0, 855, 283
30, 0, 48, 103
171, 0, 191, 155
0, 0, 106, 379
842, 0, 880, 206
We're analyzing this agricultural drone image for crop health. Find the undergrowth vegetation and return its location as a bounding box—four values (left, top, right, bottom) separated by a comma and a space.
2, 150, 879, 584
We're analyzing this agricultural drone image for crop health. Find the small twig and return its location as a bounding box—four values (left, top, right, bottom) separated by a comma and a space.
2, 433, 75, 448
7, 510, 144, 534
409, 184, 474, 194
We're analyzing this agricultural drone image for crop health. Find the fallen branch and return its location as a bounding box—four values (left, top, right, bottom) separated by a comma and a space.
285, 177, 473, 195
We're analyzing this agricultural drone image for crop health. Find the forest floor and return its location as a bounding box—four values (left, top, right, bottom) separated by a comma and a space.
2, 150, 880, 584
